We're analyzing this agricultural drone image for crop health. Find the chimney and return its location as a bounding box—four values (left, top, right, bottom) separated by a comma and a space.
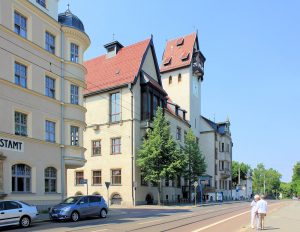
104, 41, 123, 58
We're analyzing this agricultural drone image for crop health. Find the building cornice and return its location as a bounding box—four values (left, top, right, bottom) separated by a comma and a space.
61, 26, 91, 51
64, 118, 87, 128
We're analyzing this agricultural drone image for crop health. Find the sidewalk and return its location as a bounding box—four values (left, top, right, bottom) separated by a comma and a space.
242, 200, 300, 232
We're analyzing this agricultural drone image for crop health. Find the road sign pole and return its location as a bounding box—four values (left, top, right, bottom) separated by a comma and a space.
86, 179, 88, 195
105, 182, 111, 208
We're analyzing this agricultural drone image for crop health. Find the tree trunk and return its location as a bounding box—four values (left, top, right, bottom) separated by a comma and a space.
157, 184, 161, 205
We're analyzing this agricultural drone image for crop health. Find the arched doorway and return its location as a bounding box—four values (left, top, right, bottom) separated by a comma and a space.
111, 193, 122, 205
145, 193, 153, 205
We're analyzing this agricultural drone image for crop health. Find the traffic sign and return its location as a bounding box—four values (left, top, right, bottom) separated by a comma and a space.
105, 182, 110, 189
193, 181, 199, 187
80, 179, 87, 184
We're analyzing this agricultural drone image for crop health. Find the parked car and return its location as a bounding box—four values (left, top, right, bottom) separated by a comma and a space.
0, 200, 38, 228
49, 195, 108, 222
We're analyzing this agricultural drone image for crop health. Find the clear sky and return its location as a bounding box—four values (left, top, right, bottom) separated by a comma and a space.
59, 0, 300, 182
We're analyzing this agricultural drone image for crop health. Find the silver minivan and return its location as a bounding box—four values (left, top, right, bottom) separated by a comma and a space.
0, 200, 38, 228
49, 195, 108, 222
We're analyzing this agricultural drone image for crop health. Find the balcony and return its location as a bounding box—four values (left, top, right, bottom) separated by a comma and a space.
64, 146, 86, 169
192, 51, 205, 78
219, 168, 231, 179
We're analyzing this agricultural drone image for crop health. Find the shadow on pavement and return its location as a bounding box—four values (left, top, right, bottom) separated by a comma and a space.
1, 208, 191, 232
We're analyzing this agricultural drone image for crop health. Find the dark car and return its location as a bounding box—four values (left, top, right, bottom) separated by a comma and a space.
49, 195, 108, 222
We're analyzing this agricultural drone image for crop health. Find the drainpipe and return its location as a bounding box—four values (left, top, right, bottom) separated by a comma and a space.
60, 27, 65, 201
128, 83, 135, 206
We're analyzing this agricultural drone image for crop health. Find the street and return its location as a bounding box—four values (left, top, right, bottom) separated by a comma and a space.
2, 201, 298, 232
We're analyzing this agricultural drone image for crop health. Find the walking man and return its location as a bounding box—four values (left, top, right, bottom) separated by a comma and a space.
256, 195, 268, 230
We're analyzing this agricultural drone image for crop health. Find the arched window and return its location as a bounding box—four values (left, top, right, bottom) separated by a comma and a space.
178, 73, 182, 82
12, 164, 31, 192
111, 193, 122, 205
45, 167, 57, 193
169, 75, 172, 84
75, 191, 83, 196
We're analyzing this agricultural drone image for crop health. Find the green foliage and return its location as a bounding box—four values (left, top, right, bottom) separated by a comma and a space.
280, 182, 293, 198
291, 162, 300, 196
183, 129, 206, 182
252, 163, 282, 198
137, 107, 186, 204
231, 161, 251, 187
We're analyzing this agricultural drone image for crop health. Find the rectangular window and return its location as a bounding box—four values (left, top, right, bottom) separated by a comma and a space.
36, 0, 46, 8
45, 76, 55, 98
176, 127, 181, 141
92, 170, 102, 185
45, 32, 55, 54
15, 112, 27, 136
92, 140, 101, 156
153, 95, 159, 117
165, 178, 169, 187
70, 126, 79, 146
111, 169, 121, 185
226, 143, 230, 152
221, 143, 225, 152
110, 92, 121, 122
111, 138, 121, 154
45, 120, 55, 142
15, 62, 27, 88
70, 84, 79, 104
70, 43, 79, 63
14, 12, 27, 38
75, 171, 84, 185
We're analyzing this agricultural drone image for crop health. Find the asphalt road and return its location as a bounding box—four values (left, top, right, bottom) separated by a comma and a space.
1, 201, 289, 232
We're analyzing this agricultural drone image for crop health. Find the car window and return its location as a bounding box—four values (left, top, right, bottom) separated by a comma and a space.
5, 201, 20, 210
79, 197, 88, 204
0, 202, 5, 210
89, 196, 101, 203
62, 196, 81, 204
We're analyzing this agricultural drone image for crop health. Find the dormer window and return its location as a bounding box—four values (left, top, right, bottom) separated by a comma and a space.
104, 41, 123, 59
176, 37, 184, 46
180, 51, 190, 61
36, 0, 46, 8
178, 73, 182, 82
163, 57, 172, 66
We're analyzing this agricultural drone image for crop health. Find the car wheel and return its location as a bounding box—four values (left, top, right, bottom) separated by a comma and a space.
19, 216, 31, 228
100, 209, 107, 218
71, 211, 80, 222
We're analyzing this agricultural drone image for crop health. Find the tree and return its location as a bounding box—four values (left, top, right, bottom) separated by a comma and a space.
137, 107, 186, 205
183, 129, 206, 201
291, 161, 300, 196
280, 182, 293, 199
231, 161, 252, 187
252, 163, 282, 198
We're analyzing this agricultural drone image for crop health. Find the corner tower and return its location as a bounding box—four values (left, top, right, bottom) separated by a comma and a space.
160, 32, 205, 137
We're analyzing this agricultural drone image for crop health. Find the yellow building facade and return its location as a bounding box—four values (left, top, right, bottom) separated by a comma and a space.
0, 0, 90, 207
67, 38, 190, 206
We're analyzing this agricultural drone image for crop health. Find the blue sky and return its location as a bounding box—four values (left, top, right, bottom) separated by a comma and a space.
59, 1, 300, 182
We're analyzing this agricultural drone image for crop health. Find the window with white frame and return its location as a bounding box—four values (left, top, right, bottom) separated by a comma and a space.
111, 138, 121, 154
45, 31, 55, 54
15, 62, 27, 88
12, 164, 31, 192
45, 120, 55, 143
70, 84, 79, 104
70, 126, 79, 146
176, 127, 181, 141
70, 43, 79, 63
45, 167, 56, 193
15, 112, 27, 136
110, 92, 121, 122
45, 76, 55, 98
14, 12, 27, 38
92, 140, 101, 156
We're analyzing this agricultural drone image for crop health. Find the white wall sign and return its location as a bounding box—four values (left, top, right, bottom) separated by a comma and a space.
0, 137, 24, 152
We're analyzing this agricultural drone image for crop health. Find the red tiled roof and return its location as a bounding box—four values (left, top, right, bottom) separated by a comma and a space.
160, 32, 197, 73
84, 38, 151, 95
